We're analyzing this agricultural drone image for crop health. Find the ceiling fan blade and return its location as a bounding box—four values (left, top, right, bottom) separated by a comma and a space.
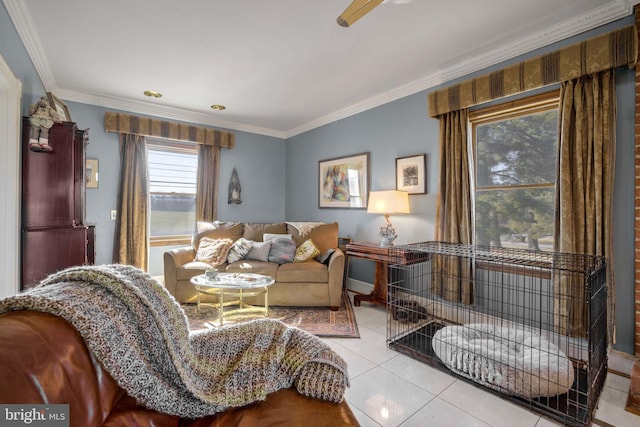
337, 0, 384, 27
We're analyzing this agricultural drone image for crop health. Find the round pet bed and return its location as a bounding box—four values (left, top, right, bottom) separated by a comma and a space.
432, 323, 574, 398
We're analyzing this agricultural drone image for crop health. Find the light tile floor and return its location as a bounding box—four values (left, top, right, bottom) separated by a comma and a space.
322, 300, 640, 427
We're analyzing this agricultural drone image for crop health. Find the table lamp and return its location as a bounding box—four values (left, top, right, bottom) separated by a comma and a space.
367, 190, 410, 246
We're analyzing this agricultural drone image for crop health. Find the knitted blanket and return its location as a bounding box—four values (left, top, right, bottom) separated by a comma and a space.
0, 264, 349, 418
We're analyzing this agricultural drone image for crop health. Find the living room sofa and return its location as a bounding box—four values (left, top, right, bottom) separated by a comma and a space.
164, 221, 345, 309
0, 310, 360, 426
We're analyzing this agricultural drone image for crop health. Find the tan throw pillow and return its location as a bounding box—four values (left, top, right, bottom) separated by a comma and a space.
294, 239, 321, 263
195, 237, 233, 266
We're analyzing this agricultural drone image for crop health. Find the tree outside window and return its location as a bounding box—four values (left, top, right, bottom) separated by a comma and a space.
471, 92, 559, 251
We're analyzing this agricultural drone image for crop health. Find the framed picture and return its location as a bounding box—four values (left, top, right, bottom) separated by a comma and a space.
85, 159, 99, 189
46, 92, 71, 122
396, 154, 426, 194
319, 152, 369, 209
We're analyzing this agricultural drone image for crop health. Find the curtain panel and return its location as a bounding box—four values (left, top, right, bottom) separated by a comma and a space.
433, 110, 473, 305
553, 70, 616, 339
428, 25, 636, 117
196, 143, 221, 222
104, 112, 235, 148
113, 133, 149, 270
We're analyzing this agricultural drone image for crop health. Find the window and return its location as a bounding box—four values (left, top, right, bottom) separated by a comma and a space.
470, 91, 559, 251
147, 139, 198, 246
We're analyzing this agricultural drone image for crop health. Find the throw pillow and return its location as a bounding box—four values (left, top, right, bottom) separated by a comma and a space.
294, 239, 321, 263
268, 238, 297, 264
245, 241, 272, 262
263, 233, 292, 242
287, 222, 338, 254
227, 237, 253, 264
194, 237, 233, 267
315, 248, 336, 265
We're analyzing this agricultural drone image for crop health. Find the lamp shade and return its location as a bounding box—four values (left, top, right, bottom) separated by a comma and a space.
367, 190, 410, 215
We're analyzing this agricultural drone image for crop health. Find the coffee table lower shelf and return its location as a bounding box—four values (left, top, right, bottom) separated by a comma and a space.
190, 273, 275, 325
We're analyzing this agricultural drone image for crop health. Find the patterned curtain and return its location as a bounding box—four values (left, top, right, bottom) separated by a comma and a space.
553, 70, 616, 339
196, 143, 221, 222
434, 109, 473, 304
113, 133, 149, 270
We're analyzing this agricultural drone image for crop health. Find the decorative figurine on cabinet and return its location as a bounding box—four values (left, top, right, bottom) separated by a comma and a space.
228, 167, 242, 204
27, 96, 61, 152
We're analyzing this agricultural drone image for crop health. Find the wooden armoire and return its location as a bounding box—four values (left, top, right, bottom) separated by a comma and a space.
21, 117, 95, 290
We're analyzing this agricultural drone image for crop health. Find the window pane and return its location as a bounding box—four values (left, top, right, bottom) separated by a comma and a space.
476, 110, 558, 188
150, 194, 196, 237
475, 187, 554, 251
148, 146, 197, 237
148, 150, 197, 193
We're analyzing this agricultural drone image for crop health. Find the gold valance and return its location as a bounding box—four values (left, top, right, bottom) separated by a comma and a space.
428, 25, 637, 117
104, 112, 235, 148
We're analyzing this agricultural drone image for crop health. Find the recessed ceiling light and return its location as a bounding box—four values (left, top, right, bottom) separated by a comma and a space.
211, 104, 226, 111
144, 90, 162, 98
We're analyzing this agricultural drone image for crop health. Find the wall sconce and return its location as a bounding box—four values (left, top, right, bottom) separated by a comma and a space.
228, 168, 242, 204
367, 190, 410, 246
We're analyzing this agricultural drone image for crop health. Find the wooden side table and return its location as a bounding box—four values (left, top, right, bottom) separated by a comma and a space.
346, 242, 428, 307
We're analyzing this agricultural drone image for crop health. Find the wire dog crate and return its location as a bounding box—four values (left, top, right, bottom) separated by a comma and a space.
387, 242, 607, 426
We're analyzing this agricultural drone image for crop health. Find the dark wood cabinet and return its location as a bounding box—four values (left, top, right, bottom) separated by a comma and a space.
21, 118, 94, 290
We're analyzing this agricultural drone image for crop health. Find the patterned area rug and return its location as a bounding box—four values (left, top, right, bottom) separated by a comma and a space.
182, 291, 359, 338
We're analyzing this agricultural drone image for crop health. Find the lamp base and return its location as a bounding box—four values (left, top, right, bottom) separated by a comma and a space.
379, 236, 396, 247
379, 221, 398, 247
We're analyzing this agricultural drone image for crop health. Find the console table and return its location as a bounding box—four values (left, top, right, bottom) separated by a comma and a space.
346, 242, 429, 307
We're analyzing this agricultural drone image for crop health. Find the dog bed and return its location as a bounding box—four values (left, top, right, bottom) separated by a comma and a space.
432, 323, 575, 398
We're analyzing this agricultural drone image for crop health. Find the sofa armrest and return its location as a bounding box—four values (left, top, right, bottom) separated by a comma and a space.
0, 311, 125, 427
326, 248, 345, 309
163, 246, 196, 297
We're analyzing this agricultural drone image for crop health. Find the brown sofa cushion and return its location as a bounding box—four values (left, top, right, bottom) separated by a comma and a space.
277, 261, 328, 283
287, 222, 338, 254
225, 260, 278, 278
242, 223, 287, 241
193, 221, 244, 249
177, 261, 216, 281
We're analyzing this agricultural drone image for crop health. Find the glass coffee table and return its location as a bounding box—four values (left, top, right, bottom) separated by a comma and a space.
190, 273, 275, 325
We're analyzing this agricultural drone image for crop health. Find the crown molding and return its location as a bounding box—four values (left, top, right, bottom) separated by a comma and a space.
57, 88, 287, 139
285, 0, 637, 137
3, 0, 56, 90
6, 0, 638, 139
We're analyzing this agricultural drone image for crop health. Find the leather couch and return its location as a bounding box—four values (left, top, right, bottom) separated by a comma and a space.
164, 221, 345, 309
0, 310, 360, 426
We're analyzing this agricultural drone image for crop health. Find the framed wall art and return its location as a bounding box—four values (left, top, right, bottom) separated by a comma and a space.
319, 152, 369, 209
396, 153, 426, 194
85, 159, 99, 189
46, 92, 71, 122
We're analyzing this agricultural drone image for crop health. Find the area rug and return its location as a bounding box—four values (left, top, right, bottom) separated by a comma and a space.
182, 291, 359, 338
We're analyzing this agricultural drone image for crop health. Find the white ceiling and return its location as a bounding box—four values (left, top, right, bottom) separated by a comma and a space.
4, 0, 638, 138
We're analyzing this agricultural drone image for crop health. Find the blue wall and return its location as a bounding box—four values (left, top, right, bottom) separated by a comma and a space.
1, 1, 636, 353
285, 16, 636, 353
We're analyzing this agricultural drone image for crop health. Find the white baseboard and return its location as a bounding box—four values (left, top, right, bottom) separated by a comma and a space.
346, 278, 373, 294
